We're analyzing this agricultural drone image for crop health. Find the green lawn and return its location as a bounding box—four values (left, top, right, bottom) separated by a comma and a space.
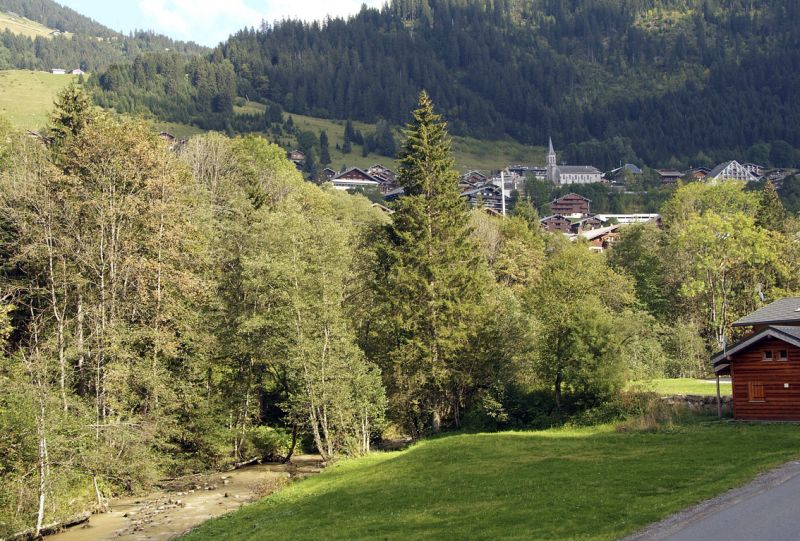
0, 70, 77, 129
630, 378, 732, 396
183, 420, 800, 540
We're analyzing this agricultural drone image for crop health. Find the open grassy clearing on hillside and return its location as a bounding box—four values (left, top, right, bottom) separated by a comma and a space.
183, 419, 800, 541
0, 70, 76, 129
629, 378, 732, 396
235, 102, 542, 172
0, 10, 65, 39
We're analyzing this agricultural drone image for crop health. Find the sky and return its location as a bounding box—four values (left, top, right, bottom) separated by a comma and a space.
60, 0, 384, 47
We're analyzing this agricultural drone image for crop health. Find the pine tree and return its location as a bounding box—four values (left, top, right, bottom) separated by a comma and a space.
756, 180, 786, 231
374, 91, 487, 436
49, 83, 94, 143
319, 130, 331, 166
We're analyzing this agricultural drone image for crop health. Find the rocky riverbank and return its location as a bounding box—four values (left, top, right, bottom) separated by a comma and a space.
46, 455, 324, 541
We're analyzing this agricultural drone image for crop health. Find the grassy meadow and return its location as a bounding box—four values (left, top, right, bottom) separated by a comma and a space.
0, 70, 77, 129
235, 101, 543, 172
183, 419, 800, 541
0, 10, 64, 39
629, 378, 732, 396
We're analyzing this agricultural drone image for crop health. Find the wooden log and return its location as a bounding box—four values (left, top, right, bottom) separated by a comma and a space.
6, 512, 90, 540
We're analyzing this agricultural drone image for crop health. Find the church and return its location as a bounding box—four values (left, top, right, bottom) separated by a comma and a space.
546, 138, 604, 185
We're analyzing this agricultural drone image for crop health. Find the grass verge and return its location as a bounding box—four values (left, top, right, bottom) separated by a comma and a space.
182, 418, 799, 540
629, 378, 732, 396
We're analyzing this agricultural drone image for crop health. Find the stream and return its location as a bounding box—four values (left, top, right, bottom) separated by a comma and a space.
47, 455, 324, 541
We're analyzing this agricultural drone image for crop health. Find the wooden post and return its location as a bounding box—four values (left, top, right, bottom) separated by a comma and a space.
716, 374, 722, 419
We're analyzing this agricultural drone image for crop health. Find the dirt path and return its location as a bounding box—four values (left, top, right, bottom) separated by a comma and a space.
47, 455, 323, 541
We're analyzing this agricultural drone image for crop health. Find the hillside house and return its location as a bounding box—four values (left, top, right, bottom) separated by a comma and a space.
576, 224, 622, 252
742, 163, 766, 179
508, 165, 547, 180
547, 139, 604, 185
71, 69, 85, 75
540, 214, 572, 233
708, 160, 759, 183
657, 169, 684, 184
321, 167, 337, 180
461, 184, 506, 212
688, 167, 711, 181
330, 167, 380, 191
51, 68, 66, 75
550, 193, 590, 217
287, 150, 306, 163
712, 298, 800, 421
460, 171, 488, 189
570, 216, 605, 234
367, 164, 399, 193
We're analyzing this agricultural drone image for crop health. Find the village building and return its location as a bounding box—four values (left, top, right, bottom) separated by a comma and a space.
51, 68, 66, 75
656, 169, 684, 184
712, 298, 800, 421
546, 139, 604, 185
507, 165, 547, 180
742, 163, 766, 179
287, 149, 306, 163
570, 216, 605, 234
540, 214, 572, 233
593, 213, 661, 226
550, 193, 591, 217
576, 224, 623, 252
71, 68, 85, 75
321, 167, 337, 180
608, 163, 643, 184
707, 160, 759, 183
330, 167, 380, 191
687, 167, 711, 181
367, 164, 399, 194
459, 170, 488, 189
460, 184, 506, 213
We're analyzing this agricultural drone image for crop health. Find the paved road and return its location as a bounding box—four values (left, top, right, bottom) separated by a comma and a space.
626, 461, 800, 541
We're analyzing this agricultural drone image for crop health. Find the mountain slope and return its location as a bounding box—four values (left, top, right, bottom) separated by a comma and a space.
208, 0, 800, 168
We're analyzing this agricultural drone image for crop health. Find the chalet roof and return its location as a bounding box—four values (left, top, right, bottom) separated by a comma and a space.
332, 167, 379, 183
461, 184, 502, 197
711, 325, 800, 373
708, 161, 735, 179
732, 298, 800, 327
552, 192, 591, 203
557, 165, 602, 174
578, 224, 622, 241
657, 169, 683, 177
540, 214, 569, 223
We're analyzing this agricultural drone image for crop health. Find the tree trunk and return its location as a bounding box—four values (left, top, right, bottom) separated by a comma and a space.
554, 371, 563, 410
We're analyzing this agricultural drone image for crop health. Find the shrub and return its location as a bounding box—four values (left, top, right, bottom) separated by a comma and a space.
248, 426, 294, 462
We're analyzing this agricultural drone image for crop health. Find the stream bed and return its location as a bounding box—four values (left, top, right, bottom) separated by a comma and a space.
47, 455, 323, 541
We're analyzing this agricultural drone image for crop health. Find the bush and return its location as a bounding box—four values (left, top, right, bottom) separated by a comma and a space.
248, 426, 294, 462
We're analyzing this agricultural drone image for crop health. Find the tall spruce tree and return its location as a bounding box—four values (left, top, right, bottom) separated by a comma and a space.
375, 91, 487, 436
756, 180, 786, 231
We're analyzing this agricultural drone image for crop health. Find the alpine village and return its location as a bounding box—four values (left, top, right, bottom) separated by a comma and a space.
2, 1, 800, 540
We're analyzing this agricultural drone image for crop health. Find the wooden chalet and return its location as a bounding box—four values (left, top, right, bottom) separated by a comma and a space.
688, 167, 711, 181
570, 216, 605, 234
540, 214, 572, 233
461, 184, 506, 212
321, 167, 337, 180
576, 224, 622, 252
367, 164, 399, 194
657, 169, 684, 184
287, 150, 306, 163
330, 167, 380, 191
712, 298, 800, 421
550, 193, 590, 217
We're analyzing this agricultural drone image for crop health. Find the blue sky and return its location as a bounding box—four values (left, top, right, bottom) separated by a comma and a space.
60, 0, 384, 47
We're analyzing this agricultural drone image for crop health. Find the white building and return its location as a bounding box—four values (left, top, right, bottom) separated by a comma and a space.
51, 68, 66, 75
707, 160, 759, 183
546, 138, 604, 185
594, 213, 661, 225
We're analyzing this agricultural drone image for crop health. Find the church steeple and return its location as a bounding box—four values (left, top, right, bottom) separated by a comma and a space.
547, 137, 558, 183
547, 137, 556, 166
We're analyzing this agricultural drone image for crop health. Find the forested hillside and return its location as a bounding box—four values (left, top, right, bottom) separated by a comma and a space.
90, 0, 800, 169
218, 0, 800, 168
0, 0, 206, 73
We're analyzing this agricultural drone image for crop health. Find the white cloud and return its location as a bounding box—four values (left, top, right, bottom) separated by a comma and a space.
138, 0, 383, 46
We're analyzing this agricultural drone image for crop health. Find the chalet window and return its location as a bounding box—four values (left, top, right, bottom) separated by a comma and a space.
748, 381, 766, 402
763, 350, 774, 361
778, 350, 789, 361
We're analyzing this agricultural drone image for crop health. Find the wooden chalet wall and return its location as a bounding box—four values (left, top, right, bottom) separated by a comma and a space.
730, 337, 800, 421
